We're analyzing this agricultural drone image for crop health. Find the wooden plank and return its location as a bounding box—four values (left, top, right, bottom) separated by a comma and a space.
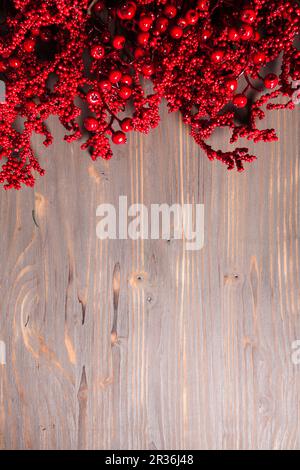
0, 104, 299, 450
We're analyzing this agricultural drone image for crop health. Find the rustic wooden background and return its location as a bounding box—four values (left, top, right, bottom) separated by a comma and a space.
0, 104, 299, 450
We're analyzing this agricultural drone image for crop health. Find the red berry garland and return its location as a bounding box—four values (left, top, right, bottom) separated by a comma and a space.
0, 0, 299, 189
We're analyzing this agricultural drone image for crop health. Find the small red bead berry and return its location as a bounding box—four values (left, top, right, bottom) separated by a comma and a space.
225, 78, 238, 93
253, 31, 261, 41
185, 9, 199, 25
84, 117, 99, 132
211, 50, 225, 63
139, 16, 153, 32
233, 94, 248, 108
201, 28, 212, 40
155, 17, 169, 34
264, 73, 279, 89
87, 90, 101, 105
109, 70, 122, 83
169, 26, 183, 39
31, 27, 40, 37
164, 5, 177, 19
240, 24, 254, 40
118, 86, 132, 100
177, 17, 187, 28
112, 35, 125, 50
117, 1, 137, 20
137, 32, 150, 46
241, 9, 257, 24
9, 58, 21, 68
134, 47, 145, 59
25, 101, 36, 113
23, 39, 36, 53
142, 63, 155, 77
93, 1, 105, 14
252, 51, 266, 65
121, 118, 134, 132
98, 80, 111, 92
121, 74, 133, 86
112, 131, 127, 145
197, 0, 209, 10
90, 44, 105, 60
228, 28, 240, 41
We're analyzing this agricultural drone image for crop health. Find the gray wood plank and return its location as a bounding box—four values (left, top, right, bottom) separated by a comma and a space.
0, 104, 299, 450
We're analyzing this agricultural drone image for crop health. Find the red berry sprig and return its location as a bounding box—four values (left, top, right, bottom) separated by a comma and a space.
0, 0, 299, 189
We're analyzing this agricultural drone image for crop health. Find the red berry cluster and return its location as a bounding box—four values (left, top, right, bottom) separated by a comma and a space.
0, 0, 299, 189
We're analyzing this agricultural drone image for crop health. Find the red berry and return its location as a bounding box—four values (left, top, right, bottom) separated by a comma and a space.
264, 73, 279, 89
211, 50, 225, 63
253, 51, 266, 65
142, 63, 155, 77
25, 101, 36, 113
109, 70, 122, 83
87, 90, 101, 105
31, 27, 40, 37
134, 47, 145, 59
185, 9, 199, 25
137, 32, 150, 46
228, 28, 240, 41
117, 1, 137, 20
240, 24, 254, 40
84, 117, 99, 132
0, 61, 6, 72
121, 74, 133, 86
155, 17, 169, 34
93, 1, 105, 14
241, 9, 257, 24
164, 5, 177, 19
98, 80, 111, 92
169, 26, 183, 39
225, 78, 238, 93
253, 31, 261, 41
118, 86, 132, 100
112, 131, 127, 145
139, 16, 153, 32
9, 58, 21, 68
177, 17, 187, 28
201, 28, 212, 40
112, 35, 125, 50
121, 118, 134, 132
197, 0, 209, 10
233, 94, 248, 108
90, 44, 105, 60
23, 39, 36, 53
40, 29, 52, 42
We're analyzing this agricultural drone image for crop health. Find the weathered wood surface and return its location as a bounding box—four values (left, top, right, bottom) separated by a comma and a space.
0, 105, 299, 450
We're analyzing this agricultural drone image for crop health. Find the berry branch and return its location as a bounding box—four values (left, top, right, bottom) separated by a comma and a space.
0, 0, 299, 189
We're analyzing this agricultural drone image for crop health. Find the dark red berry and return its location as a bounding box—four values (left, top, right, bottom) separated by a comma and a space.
90, 44, 105, 60
241, 9, 257, 24
112, 131, 127, 144
169, 26, 183, 39
23, 39, 36, 53
264, 73, 279, 89
84, 117, 99, 132
109, 70, 122, 83
112, 35, 125, 50
121, 118, 134, 132
233, 94, 248, 108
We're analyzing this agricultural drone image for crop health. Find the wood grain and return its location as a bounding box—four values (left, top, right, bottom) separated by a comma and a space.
0, 104, 299, 450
